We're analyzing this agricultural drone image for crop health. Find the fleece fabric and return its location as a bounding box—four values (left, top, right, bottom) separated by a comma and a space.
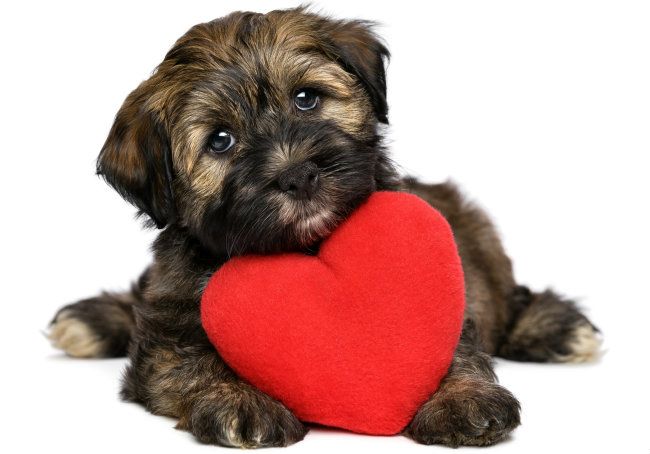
201, 191, 465, 435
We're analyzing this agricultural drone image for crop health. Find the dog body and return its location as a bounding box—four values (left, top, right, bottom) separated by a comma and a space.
49, 8, 601, 448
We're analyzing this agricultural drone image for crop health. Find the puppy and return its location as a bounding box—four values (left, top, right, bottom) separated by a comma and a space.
48, 7, 601, 448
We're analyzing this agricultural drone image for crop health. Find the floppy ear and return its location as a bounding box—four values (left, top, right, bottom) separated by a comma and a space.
97, 82, 176, 228
327, 20, 390, 123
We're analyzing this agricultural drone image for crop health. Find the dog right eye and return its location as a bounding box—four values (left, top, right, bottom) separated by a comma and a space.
207, 130, 235, 154
294, 88, 319, 111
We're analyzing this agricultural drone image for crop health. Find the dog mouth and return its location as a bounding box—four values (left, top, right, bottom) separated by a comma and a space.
216, 159, 377, 256
275, 194, 339, 247
274, 174, 374, 250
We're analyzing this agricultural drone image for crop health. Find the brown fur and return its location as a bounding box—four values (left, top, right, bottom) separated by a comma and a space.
48, 7, 600, 448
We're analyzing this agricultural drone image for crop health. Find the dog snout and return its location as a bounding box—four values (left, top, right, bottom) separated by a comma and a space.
278, 160, 320, 200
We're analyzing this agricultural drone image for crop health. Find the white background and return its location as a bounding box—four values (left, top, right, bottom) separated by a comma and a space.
1, 0, 649, 452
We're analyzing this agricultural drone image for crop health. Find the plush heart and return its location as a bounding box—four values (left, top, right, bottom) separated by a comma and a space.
201, 191, 465, 435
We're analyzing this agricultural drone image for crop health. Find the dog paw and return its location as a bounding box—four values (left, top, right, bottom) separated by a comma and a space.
498, 290, 603, 363
405, 381, 521, 447
185, 385, 307, 448
48, 308, 106, 358
48, 296, 134, 358
556, 320, 603, 363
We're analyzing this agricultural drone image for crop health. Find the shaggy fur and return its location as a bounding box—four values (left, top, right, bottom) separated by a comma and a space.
48, 7, 601, 448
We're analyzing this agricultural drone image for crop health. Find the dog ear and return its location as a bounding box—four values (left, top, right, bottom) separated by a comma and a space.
96, 81, 175, 228
326, 20, 390, 123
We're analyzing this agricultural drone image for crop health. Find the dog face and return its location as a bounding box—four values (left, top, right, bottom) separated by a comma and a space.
97, 8, 397, 255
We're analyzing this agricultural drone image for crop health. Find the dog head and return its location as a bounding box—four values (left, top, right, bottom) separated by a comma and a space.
97, 7, 398, 255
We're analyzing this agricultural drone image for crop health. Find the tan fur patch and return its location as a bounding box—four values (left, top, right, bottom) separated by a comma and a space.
48, 311, 105, 358
558, 323, 603, 363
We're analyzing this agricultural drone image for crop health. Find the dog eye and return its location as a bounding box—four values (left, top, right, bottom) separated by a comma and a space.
294, 88, 319, 111
207, 130, 235, 154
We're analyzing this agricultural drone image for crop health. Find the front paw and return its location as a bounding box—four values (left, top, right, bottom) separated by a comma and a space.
184, 383, 307, 448
405, 381, 521, 447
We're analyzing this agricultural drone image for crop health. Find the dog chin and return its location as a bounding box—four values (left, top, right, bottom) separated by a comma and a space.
292, 210, 337, 247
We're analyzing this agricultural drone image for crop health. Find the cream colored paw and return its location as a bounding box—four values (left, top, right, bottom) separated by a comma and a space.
558, 323, 603, 363
48, 310, 105, 358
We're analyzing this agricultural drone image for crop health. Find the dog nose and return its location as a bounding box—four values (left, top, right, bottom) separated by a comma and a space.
278, 160, 320, 200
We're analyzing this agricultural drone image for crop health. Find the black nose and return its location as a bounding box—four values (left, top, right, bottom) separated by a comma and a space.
278, 160, 320, 200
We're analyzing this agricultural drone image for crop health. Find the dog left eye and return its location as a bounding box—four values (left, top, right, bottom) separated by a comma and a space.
207, 130, 235, 154
294, 89, 319, 111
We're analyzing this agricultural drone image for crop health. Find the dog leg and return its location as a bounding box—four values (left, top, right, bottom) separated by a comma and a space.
48, 292, 136, 358
498, 287, 602, 363
121, 340, 307, 448
404, 320, 521, 447
47, 270, 147, 357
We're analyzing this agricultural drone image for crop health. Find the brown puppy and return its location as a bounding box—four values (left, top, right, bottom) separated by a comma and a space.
48, 7, 601, 448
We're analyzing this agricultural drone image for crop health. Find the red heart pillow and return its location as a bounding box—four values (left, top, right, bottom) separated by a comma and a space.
201, 191, 465, 435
